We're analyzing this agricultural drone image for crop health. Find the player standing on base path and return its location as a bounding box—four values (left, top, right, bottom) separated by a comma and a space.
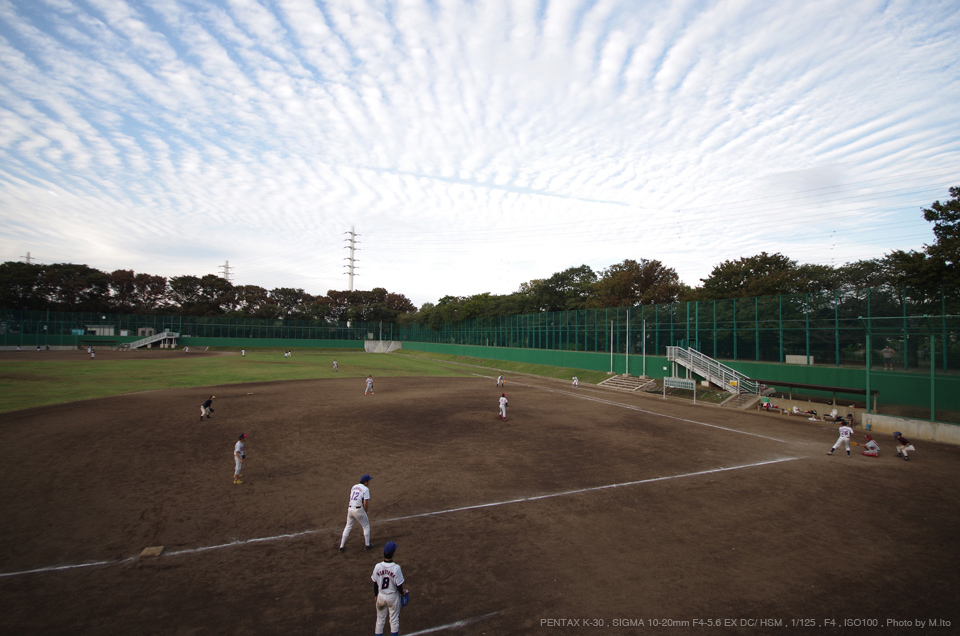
233, 433, 246, 484
827, 421, 854, 456
365, 375, 375, 394
340, 475, 373, 551
498, 393, 508, 421
497, 374, 504, 387
372, 540, 407, 636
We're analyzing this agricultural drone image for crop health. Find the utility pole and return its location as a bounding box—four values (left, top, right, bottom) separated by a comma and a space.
219, 260, 234, 282
344, 227, 360, 291
21, 251, 34, 264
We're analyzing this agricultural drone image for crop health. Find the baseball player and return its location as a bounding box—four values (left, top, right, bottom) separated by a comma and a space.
333, 359, 338, 372
200, 395, 215, 421
827, 420, 854, 456
365, 375, 375, 394
339, 475, 373, 551
498, 393, 508, 421
372, 540, 407, 636
233, 433, 246, 484
496, 374, 504, 387
894, 432, 915, 461
859, 434, 880, 457
241, 349, 245, 356
572, 376, 579, 387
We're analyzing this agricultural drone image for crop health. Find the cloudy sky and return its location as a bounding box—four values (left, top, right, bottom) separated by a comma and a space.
1, 0, 958, 307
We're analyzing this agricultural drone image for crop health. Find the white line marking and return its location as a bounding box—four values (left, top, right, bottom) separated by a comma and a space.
0, 457, 800, 579
405, 611, 502, 635
0, 557, 137, 579
385, 457, 800, 523
500, 377, 787, 442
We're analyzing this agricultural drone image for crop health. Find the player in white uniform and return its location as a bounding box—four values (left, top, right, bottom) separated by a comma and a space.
339, 475, 373, 551
572, 376, 579, 387
498, 393, 508, 421
241, 349, 245, 357
365, 375, 375, 394
827, 423, 854, 456
332, 359, 338, 372
372, 540, 407, 636
496, 374, 504, 387
233, 433, 246, 484
860, 434, 880, 457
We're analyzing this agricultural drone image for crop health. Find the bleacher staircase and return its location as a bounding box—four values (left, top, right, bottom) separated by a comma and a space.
598, 375, 657, 392
666, 346, 761, 409
126, 331, 179, 349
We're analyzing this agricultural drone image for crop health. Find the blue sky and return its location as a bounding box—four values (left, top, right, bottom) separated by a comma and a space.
1, 0, 958, 307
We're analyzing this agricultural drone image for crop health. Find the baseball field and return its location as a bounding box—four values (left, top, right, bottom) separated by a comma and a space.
1, 348, 958, 635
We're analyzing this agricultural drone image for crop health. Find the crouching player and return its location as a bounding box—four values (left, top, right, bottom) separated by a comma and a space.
860, 434, 880, 457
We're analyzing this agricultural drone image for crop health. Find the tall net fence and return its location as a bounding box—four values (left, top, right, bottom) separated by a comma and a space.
397, 286, 960, 372
0, 310, 391, 345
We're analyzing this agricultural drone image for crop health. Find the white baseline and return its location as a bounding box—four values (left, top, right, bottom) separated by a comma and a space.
0, 457, 800, 579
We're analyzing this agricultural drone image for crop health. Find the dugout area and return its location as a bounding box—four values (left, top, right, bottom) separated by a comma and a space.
1, 373, 958, 635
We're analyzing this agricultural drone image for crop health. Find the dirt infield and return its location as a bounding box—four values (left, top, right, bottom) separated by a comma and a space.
1, 372, 958, 635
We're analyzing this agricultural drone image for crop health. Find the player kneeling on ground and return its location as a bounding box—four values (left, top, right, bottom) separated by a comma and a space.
858, 434, 880, 457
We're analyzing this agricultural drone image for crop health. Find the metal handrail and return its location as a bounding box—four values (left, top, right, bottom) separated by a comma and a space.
666, 346, 759, 395
126, 330, 179, 349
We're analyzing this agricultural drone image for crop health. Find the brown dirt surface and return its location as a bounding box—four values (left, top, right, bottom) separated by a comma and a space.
1, 373, 958, 635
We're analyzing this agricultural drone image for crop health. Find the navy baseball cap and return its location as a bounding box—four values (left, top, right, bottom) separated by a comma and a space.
361, 474, 372, 483
384, 541, 397, 556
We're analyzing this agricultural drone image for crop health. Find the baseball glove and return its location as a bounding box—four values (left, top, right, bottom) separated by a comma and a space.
240, 453, 246, 459
850, 442, 860, 447
400, 590, 410, 609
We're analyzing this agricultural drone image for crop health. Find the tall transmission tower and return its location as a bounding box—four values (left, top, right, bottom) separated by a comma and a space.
343, 227, 360, 291
219, 260, 234, 282
21, 251, 34, 264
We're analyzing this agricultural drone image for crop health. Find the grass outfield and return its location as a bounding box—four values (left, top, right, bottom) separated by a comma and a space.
0, 349, 608, 414
0, 350, 467, 414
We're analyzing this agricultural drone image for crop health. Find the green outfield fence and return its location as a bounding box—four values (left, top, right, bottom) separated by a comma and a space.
0, 310, 393, 348
396, 286, 960, 373
2, 284, 958, 422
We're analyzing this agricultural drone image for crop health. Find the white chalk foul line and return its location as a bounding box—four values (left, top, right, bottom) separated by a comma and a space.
384, 457, 800, 523
0, 556, 137, 579
405, 611, 502, 635
0, 457, 800, 579
500, 377, 788, 443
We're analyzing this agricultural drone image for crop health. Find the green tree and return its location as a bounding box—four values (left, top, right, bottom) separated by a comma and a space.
168, 275, 203, 311
519, 265, 597, 312
590, 259, 682, 307
698, 253, 801, 299
40, 263, 110, 311
132, 273, 168, 311
922, 185, 960, 270
0, 262, 44, 310
108, 269, 137, 310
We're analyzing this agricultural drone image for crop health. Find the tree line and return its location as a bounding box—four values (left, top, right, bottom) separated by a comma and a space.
0, 264, 416, 323
3, 187, 956, 325
405, 187, 959, 327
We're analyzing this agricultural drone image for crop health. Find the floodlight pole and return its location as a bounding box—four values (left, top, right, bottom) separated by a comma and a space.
930, 334, 936, 422
625, 308, 630, 376
642, 319, 647, 378
609, 321, 614, 373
